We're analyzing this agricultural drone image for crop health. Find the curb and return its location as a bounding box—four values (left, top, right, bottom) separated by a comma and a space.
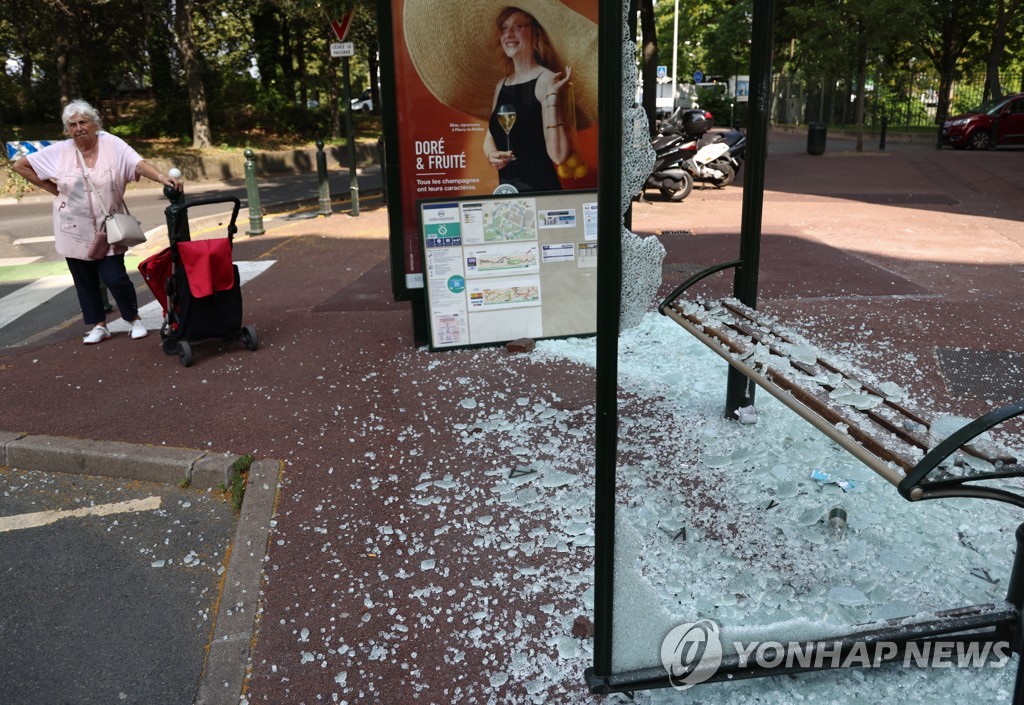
0, 430, 283, 705
196, 458, 283, 705
0, 430, 241, 488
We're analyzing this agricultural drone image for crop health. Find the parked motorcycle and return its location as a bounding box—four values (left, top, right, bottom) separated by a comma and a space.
680, 139, 736, 188
636, 108, 695, 202
674, 110, 742, 188
715, 127, 747, 177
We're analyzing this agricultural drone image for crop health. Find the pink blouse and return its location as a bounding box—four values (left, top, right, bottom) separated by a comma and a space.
27, 132, 143, 260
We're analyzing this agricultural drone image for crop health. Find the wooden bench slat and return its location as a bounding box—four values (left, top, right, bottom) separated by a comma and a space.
663, 301, 909, 485
662, 294, 1024, 490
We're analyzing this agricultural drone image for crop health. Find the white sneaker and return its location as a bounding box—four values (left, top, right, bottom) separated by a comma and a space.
130, 318, 148, 340
83, 325, 110, 345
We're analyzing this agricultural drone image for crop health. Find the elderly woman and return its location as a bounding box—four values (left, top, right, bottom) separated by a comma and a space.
482, 6, 575, 192
13, 100, 182, 344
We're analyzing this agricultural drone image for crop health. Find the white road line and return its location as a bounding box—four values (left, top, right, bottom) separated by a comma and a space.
109, 259, 276, 333
0, 274, 74, 330
0, 495, 162, 533
0, 259, 275, 334
0, 257, 42, 267
12, 236, 54, 245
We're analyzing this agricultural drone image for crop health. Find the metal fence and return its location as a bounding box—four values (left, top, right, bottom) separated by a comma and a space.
771, 72, 1024, 130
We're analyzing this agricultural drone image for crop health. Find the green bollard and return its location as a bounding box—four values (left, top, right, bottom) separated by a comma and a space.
244, 148, 265, 236
316, 140, 332, 217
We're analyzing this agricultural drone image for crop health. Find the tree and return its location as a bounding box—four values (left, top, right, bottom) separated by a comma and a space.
984, 0, 1024, 100
917, 0, 992, 121
175, 0, 212, 147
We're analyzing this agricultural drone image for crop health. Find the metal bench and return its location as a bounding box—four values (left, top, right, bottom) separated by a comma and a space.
658, 263, 1024, 509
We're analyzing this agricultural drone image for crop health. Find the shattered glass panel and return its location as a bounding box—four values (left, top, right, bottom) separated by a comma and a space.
617, 0, 663, 331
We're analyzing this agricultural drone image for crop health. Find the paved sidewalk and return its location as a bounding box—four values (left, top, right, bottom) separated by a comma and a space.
1, 131, 1022, 703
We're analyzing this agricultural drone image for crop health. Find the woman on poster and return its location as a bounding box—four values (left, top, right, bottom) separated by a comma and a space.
482, 7, 574, 192
403, 0, 598, 194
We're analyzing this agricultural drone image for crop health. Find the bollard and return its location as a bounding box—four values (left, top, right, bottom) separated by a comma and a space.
935, 114, 946, 150
879, 114, 887, 151
243, 148, 265, 236
349, 161, 360, 218
316, 140, 332, 217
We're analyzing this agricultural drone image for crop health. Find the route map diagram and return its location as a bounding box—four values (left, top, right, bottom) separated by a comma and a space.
467, 246, 538, 275
483, 200, 537, 242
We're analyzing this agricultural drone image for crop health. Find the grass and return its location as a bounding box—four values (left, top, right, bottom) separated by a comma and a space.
220, 454, 254, 513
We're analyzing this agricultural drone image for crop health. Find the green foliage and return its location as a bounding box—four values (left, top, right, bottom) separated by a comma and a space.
0, 160, 32, 201
0, 0, 379, 144
220, 454, 254, 513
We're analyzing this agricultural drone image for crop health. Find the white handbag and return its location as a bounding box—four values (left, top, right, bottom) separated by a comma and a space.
76, 149, 147, 247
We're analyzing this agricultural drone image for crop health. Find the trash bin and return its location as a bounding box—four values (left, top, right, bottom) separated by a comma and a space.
807, 122, 827, 155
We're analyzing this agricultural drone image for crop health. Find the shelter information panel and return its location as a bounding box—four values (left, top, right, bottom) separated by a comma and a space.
419, 191, 598, 349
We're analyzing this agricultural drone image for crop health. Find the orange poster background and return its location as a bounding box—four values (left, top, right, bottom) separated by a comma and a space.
390, 0, 600, 281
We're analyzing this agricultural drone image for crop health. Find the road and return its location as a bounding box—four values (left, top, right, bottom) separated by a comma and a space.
0, 467, 237, 705
0, 166, 382, 349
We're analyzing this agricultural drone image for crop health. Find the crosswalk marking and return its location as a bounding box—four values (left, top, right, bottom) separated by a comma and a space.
0, 257, 43, 267
1, 260, 275, 333
0, 274, 75, 329
12, 236, 54, 246
0, 496, 162, 533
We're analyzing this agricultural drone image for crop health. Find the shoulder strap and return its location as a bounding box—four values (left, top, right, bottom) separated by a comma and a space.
76, 149, 111, 218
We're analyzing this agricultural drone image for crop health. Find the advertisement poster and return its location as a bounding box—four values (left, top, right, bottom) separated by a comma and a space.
389, 0, 600, 292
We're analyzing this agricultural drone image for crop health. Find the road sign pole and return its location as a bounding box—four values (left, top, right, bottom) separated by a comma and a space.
342, 55, 359, 217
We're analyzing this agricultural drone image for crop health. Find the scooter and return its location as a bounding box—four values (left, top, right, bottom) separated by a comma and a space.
671, 110, 744, 188
636, 108, 695, 202
716, 128, 747, 176
680, 139, 736, 188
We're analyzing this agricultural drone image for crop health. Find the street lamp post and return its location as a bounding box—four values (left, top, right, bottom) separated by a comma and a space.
671, 0, 680, 110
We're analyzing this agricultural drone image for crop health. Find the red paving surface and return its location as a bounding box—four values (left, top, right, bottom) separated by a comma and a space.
1, 130, 1022, 703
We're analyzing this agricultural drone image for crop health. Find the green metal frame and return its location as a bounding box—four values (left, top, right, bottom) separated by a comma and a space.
592, 0, 623, 681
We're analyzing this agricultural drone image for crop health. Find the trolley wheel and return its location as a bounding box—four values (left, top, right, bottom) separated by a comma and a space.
242, 325, 259, 351
177, 341, 193, 367
162, 336, 178, 356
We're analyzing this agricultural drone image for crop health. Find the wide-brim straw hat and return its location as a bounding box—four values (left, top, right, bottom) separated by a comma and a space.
403, 0, 598, 130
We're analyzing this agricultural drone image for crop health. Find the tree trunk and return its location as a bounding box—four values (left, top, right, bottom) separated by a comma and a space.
296, 24, 308, 109
175, 0, 212, 148
55, 31, 72, 109
984, 0, 1020, 102
639, 0, 658, 137
329, 57, 341, 140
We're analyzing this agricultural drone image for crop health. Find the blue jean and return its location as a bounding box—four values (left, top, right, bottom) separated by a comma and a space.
66, 255, 139, 326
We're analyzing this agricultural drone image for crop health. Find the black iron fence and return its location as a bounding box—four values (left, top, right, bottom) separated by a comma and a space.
772, 72, 1024, 130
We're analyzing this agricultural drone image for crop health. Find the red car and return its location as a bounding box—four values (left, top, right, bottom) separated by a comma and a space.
941, 92, 1024, 149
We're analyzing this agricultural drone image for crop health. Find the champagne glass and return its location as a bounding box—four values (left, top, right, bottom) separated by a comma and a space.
497, 104, 517, 152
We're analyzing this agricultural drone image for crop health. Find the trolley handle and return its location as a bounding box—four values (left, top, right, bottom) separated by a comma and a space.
170, 197, 243, 243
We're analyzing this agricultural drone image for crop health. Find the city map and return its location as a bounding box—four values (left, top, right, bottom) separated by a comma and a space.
482, 199, 537, 242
